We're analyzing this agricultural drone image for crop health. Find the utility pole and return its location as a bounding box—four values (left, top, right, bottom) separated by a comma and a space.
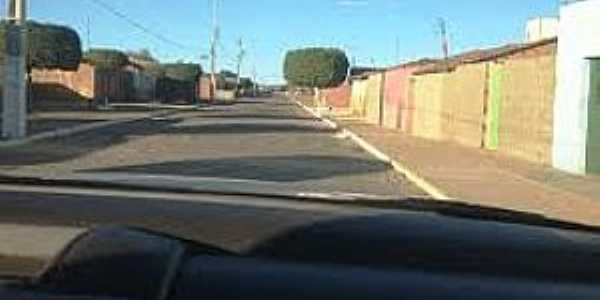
2, 0, 28, 140
394, 35, 400, 64
235, 37, 245, 92
346, 56, 354, 83
251, 65, 257, 97
86, 15, 91, 51
438, 18, 450, 59
209, 0, 219, 101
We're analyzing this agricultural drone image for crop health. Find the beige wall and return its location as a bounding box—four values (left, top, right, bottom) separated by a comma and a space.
364, 73, 384, 125
442, 63, 487, 148
410, 73, 445, 140
351, 79, 368, 117
498, 55, 555, 165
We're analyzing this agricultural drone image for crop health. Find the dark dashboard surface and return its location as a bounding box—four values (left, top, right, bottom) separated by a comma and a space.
1, 188, 600, 299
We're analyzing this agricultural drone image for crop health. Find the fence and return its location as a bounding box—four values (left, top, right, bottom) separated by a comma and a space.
410, 73, 445, 140
441, 63, 488, 148
497, 55, 555, 165
350, 79, 368, 117
364, 73, 384, 125
321, 83, 351, 108
94, 70, 135, 102
382, 63, 436, 131
31, 63, 95, 100
382, 67, 410, 130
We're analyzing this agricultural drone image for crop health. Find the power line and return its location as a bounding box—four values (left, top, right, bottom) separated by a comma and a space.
87, 0, 190, 51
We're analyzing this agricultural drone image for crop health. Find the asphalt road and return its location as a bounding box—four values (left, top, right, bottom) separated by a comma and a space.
0, 96, 424, 197
0, 96, 427, 274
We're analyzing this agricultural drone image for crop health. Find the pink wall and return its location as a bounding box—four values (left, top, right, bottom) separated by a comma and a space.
383, 63, 434, 131
322, 83, 351, 108
383, 66, 416, 130
198, 76, 212, 101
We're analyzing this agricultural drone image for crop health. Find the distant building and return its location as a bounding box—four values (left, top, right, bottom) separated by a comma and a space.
526, 17, 559, 42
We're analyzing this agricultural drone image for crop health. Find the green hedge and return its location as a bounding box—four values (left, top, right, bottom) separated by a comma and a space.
84, 48, 129, 71
0, 21, 82, 71
283, 47, 349, 88
161, 63, 202, 83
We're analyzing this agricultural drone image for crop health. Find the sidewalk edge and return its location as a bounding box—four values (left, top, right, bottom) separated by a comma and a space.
294, 99, 451, 200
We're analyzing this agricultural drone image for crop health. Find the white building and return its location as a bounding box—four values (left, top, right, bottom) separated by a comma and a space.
553, 0, 600, 174
525, 17, 558, 42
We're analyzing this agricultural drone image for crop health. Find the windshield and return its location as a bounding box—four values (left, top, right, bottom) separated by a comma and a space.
1, 0, 600, 279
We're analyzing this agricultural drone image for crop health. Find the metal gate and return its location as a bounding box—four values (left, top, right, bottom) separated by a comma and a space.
587, 59, 600, 174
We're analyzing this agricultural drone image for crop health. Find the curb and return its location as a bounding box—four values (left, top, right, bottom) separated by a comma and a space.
0, 111, 172, 148
294, 99, 451, 200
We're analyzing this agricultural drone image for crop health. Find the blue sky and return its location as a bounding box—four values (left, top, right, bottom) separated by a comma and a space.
20, 0, 558, 83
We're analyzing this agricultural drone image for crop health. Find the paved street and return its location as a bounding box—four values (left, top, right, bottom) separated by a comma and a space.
0, 97, 424, 198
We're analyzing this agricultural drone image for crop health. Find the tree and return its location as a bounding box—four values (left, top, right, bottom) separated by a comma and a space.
239, 77, 254, 89
84, 48, 129, 71
127, 49, 158, 64
161, 63, 202, 83
0, 21, 82, 71
283, 47, 349, 88
219, 69, 237, 79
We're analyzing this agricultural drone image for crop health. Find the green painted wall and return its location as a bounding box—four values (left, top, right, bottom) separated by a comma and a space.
485, 63, 503, 150
587, 59, 600, 174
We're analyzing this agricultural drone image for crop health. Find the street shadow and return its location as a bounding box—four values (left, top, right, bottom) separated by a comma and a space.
154, 122, 336, 135
270, 102, 296, 107
27, 119, 107, 135
0, 119, 173, 166
31, 83, 94, 112
82, 155, 389, 182
190, 114, 319, 121
234, 99, 267, 104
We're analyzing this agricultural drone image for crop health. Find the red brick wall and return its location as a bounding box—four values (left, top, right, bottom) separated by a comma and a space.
383, 63, 434, 131
198, 76, 212, 101
321, 83, 351, 108
31, 63, 95, 100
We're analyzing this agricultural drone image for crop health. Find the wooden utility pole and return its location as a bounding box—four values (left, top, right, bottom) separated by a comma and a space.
86, 15, 91, 50
251, 65, 257, 97
2, 0, 28, 139
438, 18, 450, 59
209, 0, 219, 101
395, 35, 400, 64
235, 37, 245, 90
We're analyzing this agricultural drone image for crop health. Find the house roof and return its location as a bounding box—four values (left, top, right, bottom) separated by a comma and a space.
385, 58, 440, 71
413, 37, 557, 75
349, 66, 385, 80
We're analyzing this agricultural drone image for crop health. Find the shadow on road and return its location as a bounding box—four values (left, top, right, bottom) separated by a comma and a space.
187, 114, 319, 121
156, 122, 335, 135
0, 112, 333, 167
0, 118, 168, 167
82, 155, 388, 182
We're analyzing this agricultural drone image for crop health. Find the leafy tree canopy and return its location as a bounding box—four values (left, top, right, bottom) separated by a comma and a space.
161, 63, 202, 83
0, 21, 82, 71
84, 48, 129, 71
283, 47, 349, 88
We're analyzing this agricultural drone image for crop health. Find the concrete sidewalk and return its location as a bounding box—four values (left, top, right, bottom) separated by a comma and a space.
337, 119, 600, 226
294, 96, 600, 226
